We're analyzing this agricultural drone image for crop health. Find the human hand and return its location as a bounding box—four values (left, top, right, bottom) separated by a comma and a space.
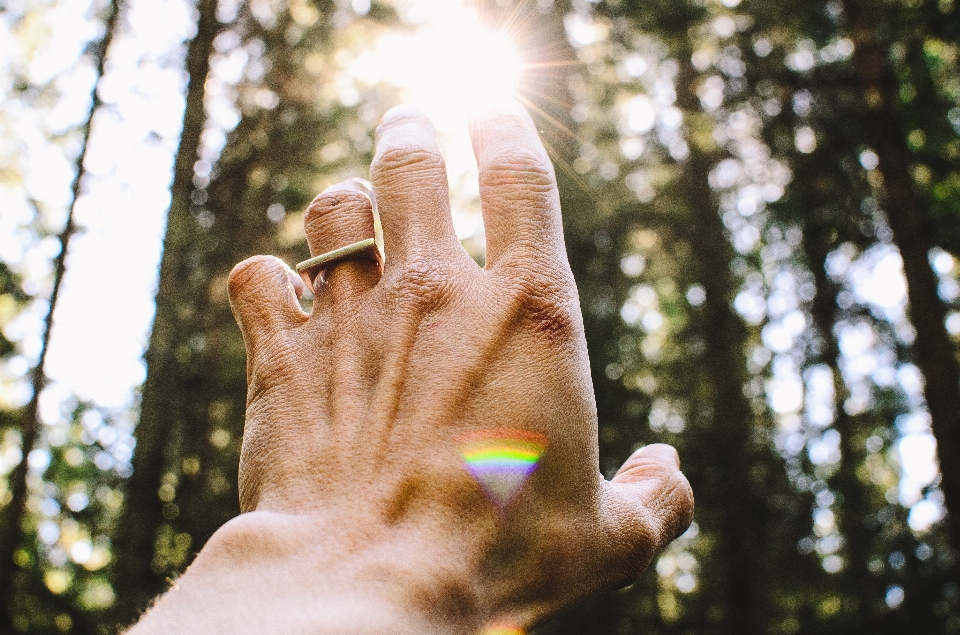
130, 102, 693, 635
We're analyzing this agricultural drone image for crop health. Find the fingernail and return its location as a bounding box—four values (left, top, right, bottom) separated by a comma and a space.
637, 443, 681, 467
379, 104, 424, 128
322, 178, 373, 199
375, 105, 439, 147
467, 100, 533, 137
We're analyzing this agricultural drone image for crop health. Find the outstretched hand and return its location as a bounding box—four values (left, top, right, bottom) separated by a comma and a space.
130, 102, 693, 635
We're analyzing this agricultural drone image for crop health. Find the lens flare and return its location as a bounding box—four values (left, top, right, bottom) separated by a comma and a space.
458, 429, 548, 512
480, 622, 526, 635
348, 2, 524, 130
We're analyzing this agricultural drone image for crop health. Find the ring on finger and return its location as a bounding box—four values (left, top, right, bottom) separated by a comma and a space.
295, 237, 378, 285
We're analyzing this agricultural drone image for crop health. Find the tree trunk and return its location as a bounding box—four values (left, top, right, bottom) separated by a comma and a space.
674, 61, 771, 635
843, 0, 960, 555
0, 0, 122, 627
110, 0, 220, 623
803, 214, 890, 613
682, 152, 770, 635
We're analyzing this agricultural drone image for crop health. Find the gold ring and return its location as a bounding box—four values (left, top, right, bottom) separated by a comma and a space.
295, 237, 377, 275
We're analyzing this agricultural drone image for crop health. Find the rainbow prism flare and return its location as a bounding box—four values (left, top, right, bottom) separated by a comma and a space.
479, 624, 525, 635
458, 429, 548, 512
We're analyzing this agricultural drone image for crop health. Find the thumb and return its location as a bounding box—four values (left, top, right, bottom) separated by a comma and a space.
228, 255, 307, 358
599, 444, 694, 583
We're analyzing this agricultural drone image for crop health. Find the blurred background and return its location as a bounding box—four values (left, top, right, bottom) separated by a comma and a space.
1, 0, 959, 632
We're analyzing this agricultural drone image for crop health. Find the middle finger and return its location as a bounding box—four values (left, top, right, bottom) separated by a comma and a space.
370, 106, 462, 269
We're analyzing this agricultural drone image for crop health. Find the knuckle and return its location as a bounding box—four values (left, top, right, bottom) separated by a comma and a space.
228, 255, 279, 302
611, 497, 672, 574
390, 258, 456, 314
637, 471, 695, 550
480, 147, 555, 194
501, 263, 579, 341
372, 145, 446, 184
612, 451, 694, 545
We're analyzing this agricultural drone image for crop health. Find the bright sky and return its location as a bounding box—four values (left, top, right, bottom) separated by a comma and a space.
39, 0, 195, 409
349, 0, 522, 238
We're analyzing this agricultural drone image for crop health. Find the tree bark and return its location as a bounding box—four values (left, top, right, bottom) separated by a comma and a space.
843, 0, 960, 555
110, 0, 220, 624
0, 0, 122, 626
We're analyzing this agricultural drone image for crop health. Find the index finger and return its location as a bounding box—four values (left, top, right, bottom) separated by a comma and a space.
468, 102, 565, 270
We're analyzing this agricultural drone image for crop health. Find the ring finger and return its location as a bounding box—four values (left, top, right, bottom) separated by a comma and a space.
300, 178, 382, 308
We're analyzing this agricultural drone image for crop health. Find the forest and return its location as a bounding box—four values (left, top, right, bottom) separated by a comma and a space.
1, 0, 959, 632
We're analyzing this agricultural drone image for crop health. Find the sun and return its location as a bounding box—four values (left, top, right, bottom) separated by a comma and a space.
345, 0, 529, 244
348, 1, 525, 130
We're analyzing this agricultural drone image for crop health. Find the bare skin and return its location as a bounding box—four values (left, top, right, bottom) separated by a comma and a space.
128, 102, 694, 635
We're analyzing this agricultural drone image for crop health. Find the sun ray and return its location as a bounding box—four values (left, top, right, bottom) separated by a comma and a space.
345, 0, 606, 248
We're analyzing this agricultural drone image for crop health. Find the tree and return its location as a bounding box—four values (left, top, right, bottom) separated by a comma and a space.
0, 0, 122, 629
841, 0, 960, 557
108, 0, 222, 622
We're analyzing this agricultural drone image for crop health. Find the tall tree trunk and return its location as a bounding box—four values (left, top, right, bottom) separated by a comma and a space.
110, 0, 220, 623
682, 152, 769, 635
0, 0, 122, 627
803, 215, 890, 612
843, 0, 960, 555
674, 60, 770, 635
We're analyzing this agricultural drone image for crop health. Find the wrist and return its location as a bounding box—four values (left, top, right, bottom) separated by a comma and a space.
128, 510, 478, 635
